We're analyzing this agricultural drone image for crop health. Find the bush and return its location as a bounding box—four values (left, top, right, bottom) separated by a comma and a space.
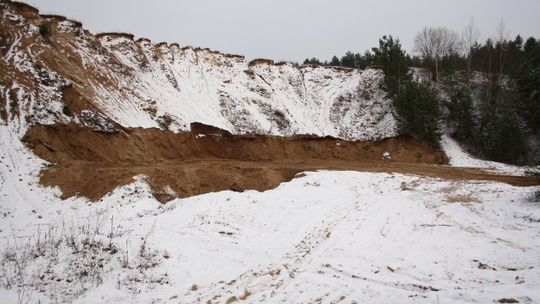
0, 210, 166, 302
9, 100, 18, 111
394, 80, 442, 145
62, 104, 72, 116
38, 23, 50, 37
534, 191, 540, 202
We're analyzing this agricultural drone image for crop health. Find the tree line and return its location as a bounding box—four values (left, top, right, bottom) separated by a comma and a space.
304, 22, 540, 165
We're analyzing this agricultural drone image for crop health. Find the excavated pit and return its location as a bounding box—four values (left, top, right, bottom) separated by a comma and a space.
23, 123, 540, 202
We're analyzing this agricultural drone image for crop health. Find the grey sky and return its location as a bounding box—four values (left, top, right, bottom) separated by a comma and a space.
24, 0, 540, 62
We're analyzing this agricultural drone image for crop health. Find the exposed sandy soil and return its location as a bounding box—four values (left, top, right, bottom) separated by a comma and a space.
23, 123, 540, 202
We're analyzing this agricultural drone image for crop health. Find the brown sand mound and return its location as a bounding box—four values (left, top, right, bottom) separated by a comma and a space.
23, 123, 539, 202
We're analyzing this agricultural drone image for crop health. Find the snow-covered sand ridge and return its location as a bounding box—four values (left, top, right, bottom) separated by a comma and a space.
0, 2, 396, 139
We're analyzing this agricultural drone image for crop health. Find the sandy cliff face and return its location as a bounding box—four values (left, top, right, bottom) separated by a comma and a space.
0, 1, 397, 139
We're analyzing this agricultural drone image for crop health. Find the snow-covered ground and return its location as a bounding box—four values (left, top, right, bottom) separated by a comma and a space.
1, 125, 539, 303
441, 135, 539, 176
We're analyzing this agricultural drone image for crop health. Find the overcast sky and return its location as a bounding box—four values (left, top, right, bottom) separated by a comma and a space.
24, 0, 540, 62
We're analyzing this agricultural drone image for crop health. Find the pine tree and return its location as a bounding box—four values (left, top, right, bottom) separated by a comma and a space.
516, 37, 540, 132
448, 87, 475, 142
478, 102, 529, 163
309, 57, 321, 65
371, 35, 410, 97
340, 51, 356, 68
329, 56, 341, 66
394, 81, 442, 145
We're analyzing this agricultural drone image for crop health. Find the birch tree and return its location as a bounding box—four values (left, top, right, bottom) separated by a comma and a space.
414, 27, 461, 82
462, 17, 481, 76
496, 19, 508, 81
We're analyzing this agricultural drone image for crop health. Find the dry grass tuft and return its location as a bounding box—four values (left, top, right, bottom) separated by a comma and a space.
444, 193, 479, 204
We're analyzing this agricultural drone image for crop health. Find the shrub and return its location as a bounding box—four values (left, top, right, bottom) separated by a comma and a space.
533, 190, 540, 201
0, 210, 166, 302
9, 100, 18, 111
62, 104, 72, 116
38, 23, 50, 37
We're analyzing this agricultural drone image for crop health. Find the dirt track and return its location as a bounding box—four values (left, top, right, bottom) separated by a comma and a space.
24, 123, 540, 202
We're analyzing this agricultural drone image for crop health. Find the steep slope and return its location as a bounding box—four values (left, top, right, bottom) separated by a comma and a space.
0, 1, 396, 139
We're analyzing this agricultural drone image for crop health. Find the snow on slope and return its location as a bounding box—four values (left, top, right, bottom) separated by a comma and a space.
1, 124, 539, 303
0, 3, 397, 140
441, 135, 539, 176
98, 38, 395, 139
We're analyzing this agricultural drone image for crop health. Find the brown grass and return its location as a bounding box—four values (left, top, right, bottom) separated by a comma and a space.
0, 85, 6, 124
331, 66, 356, 73
248, 58, 275, 67
40, 14, 67, 22
69, 20, 83, 28
95, 32, 135, 40
136, 38, 152, 44
275, 61, 292, 66
224, 54, 245, 60
238, 289, 251, 300
8, 1, 40, 17
444, 193, 480, 204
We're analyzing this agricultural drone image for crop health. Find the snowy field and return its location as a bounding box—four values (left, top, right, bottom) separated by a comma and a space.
1, 126, 540, 303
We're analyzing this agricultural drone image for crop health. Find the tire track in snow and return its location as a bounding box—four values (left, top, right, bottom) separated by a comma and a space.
423, 197, 530, 250
183, 202, 357, 303
326, 265, 442, 294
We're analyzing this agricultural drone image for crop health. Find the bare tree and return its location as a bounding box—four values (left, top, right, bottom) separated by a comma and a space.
496, 19, 508, 81
462, 17, 481, 77
496, 19, 508, 46
414, 27, 461, 82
